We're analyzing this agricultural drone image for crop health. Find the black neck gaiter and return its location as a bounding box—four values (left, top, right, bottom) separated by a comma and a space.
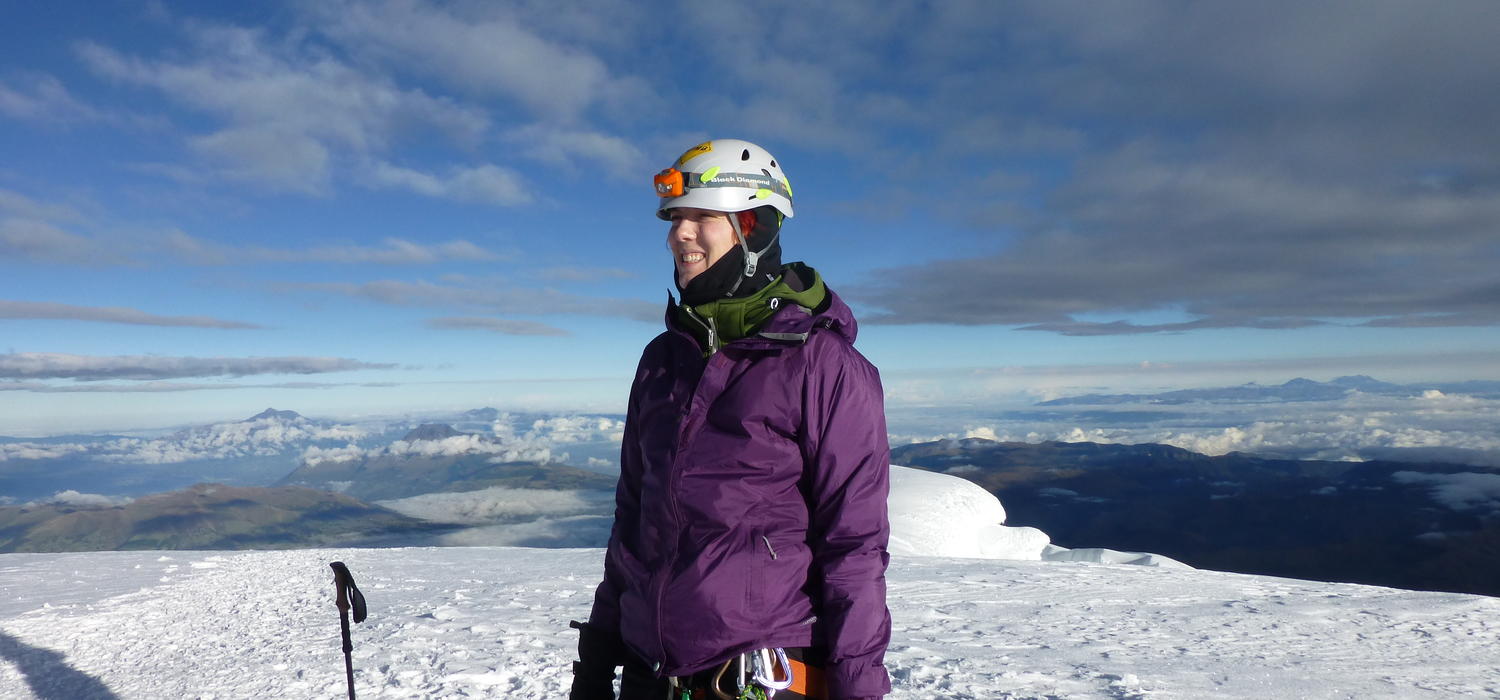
677, 240, 783, 306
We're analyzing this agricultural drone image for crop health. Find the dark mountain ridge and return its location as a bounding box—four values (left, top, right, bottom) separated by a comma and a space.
1038, 375, 1500, 405
0, 483, 440, 553
245, 408, 303, 422
893, 438, 1500, 596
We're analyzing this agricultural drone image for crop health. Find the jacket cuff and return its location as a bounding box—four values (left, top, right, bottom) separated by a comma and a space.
825, 655, 891, 700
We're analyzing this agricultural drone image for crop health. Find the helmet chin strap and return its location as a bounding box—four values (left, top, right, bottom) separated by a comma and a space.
725, 213, 751, 297
723, 210, 781, 298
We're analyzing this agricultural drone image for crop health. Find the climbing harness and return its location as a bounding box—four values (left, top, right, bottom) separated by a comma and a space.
666, 648, 795, 700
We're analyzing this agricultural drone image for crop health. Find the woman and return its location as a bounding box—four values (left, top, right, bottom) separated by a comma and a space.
572, 139, 891, 700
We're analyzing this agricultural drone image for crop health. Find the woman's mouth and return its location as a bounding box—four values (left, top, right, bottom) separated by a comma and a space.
680, 252, 704, 264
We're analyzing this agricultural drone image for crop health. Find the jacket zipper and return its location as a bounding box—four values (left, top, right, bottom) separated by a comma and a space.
656, 327, 718, 674
681, 306, 720, 355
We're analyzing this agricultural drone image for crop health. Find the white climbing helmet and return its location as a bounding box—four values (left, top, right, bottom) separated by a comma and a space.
653, 138, 794, 220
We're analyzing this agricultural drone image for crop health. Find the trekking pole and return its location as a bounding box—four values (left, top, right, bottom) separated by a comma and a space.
330, 562, 368, 700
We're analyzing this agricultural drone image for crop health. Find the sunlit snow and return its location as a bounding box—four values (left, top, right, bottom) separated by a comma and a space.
1, 468, 1498, 698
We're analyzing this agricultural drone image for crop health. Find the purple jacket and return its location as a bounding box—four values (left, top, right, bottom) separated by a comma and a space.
589, 287, 892, 700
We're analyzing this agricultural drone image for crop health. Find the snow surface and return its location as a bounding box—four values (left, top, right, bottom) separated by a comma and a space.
3, 547, 1499, 699
886, 466, 1178, 568
1041, 546, 1190, 570
1, 466, 1493, 697
888, 465, 1050, 560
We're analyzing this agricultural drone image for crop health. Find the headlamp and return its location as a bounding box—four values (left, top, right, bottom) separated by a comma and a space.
654, 168, 684, 198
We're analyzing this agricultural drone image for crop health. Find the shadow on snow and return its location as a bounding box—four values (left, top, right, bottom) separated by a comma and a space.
0, 630, 118, 700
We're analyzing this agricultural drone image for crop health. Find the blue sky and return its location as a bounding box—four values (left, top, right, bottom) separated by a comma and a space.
3, 1, 1499, 435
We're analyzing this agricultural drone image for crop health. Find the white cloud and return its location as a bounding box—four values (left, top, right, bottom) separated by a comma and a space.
963, 426, 1001, 441
426, 317, 570, 337
0, 189, 86, 223
506, 414, 626, 445
366, 162, 531, 206
898, 389, 1500, 467
0, 300, 258, 329
534, 266, 636, 283
0, 380, 401, 394
314, 0, 615, 120
299, 444, 369, 466
76, 23, 491, 196
0, 218, 116, 265
188, 127, 331, 195
293, 277, 659, 322
0, 74, 104, 123
389, 434, 513, 458
163, 230, 504, 265
1392, 471, 1500, 512
504, 124, 646, 180
299, 412, 633, 468
0, 353, 394, 381
6, 411, 623, 470
4, 189, 508, 267
0, 442, 92, 461
34, 490, 134, 507
1, 412, 377, 465
377, 486, 612, 525
100, 413, 376, 465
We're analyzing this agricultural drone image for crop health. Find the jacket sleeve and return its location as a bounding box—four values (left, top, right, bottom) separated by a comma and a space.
800, 337, 892, 700
587, 357, 647, 646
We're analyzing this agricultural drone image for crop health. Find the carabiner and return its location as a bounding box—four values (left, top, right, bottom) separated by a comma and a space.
710, 657, 736, 700
751, 648, 794, 695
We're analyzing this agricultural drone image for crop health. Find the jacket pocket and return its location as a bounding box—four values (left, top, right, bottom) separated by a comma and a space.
746, 528, 774, 613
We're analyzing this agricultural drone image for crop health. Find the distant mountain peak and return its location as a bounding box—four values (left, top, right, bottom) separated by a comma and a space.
1329, 375, 1396, 389
462, 408, 500, 421
246, 408, 302, 422
402, 424, 465, 442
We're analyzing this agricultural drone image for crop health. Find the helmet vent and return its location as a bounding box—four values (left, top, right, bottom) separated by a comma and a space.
770, 159, 777, 168
741, 149, 751, 161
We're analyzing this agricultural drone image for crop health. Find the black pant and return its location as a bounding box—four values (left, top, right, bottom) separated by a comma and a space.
620, 647, 826, 700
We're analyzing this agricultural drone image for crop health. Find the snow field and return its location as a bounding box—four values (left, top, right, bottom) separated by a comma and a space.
3, 547, 1500, 699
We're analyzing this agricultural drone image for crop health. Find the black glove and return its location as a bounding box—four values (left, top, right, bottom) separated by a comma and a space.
569, 619, 624, 699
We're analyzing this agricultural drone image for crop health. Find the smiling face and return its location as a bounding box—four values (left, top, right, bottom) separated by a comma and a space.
667, 207, 740, 288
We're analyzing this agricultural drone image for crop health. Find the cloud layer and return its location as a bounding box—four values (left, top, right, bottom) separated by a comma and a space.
294, 278, 659, 323
1392, 471, 1500, 513
299, 413, 626, 467
893, 388, 1500, 468
0, 410, 373, 465
76, 23, 502, 200
0, 300, 258, 329
1, 186, 506, 267
0, 353, 393, 381
669, 1, 1500, 334
425, 317, 569, 337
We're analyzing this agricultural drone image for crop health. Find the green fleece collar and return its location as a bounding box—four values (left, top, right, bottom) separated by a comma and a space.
676, 264, 827, 355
